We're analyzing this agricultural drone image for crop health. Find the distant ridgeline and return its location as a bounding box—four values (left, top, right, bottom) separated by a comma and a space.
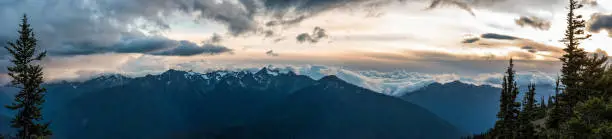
0, 67, 473, 139
401, 81, 554, 134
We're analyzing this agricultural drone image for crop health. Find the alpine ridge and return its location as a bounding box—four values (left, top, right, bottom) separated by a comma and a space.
0, 68, 463, 139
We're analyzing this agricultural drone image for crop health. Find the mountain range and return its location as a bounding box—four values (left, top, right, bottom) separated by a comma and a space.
0, 68, 465, 139
401, 81, 555, 134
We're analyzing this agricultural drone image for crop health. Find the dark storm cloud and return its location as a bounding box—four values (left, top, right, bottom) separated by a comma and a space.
0, 0, 578, 58
93, 0, 260, 36
0, 0, 246, 57
264, 0, 377, 13
265, 16, 308, 27
262, 0, 574, 27
50, 37, 233, 56
588, 13, 612, 37
151, 41, 233, 56
480, 33, 519, 40
263, 0, 411, 28
515, 16, 552, 30
114, 37, 180, 53
0, 0, 405, 57
463, 33, 563, 57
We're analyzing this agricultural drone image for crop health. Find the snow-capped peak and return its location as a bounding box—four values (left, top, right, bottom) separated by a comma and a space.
255, 67, 282, 77
89, 73, 131, 83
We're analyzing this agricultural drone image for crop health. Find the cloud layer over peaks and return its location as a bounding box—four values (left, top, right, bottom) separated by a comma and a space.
589, 13, 612, 37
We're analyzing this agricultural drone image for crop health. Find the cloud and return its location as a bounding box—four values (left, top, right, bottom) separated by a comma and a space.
124, 0, 260, 35
0, 0, 580, 58
261, 0, 419, 29
583, 0, 598, 6
588, 13, 612, 37
515, 16, 552, 30
425, 0, 569, 17
49, 37, 233, 56
264, 30, 275, 38
272, 37, 286, 43
463, 33, 563, 58
151, 41, 233, 56
0, 0, 407, 58
266, 50, 280, 56
480, 33, 519, 40
263, 0, 394, 15
265, 16, 308, 27
521, 46, 538, 53
207, 33, 223, 44
426, 0, 475, 16
36, 64, 556, 97
296, 27, 328, 43
0, 0, 254, 58
334, 34, 422, 42
296, 34, 312, 43
423, 0, 582, 18
462, 38, 480, 43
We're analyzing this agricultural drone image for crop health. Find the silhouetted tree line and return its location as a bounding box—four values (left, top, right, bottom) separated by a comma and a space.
466, 0, 612, 138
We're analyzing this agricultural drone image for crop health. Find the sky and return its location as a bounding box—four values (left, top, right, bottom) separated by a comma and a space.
1, 0, 612, 92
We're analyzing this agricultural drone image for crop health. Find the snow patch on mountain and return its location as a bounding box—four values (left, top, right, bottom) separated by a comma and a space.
32, 65, 557, 96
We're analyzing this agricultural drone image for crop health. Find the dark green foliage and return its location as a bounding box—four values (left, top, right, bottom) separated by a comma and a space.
534, 96, 547, 119
547, 76, 566, 131
486, 1, 612, 138
557, 0, 590, 118
541, 0, 612, 138
3, 15, 51, 138
565, 97, 612, 138
546, 0, 591, 134
597, 65, 612, 98
582, 53, 607, 96
548, 95, 554, 108
492, 59, 520, 138
517, 84, 537, 138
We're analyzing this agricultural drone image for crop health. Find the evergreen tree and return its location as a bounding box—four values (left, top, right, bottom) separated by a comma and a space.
599, 65, 612, 98
517, 83, 537, 138
555, 75, 561, 97
4, 14, 52, 138
558, 0, 590, 113
548, 95, 554, 108
536, 96, 546, 119
546, 77, 563, 131
582, 52, 607, 97
547, 0, 591, 133
492, 59, 520, 138
565, 97, 612, 138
